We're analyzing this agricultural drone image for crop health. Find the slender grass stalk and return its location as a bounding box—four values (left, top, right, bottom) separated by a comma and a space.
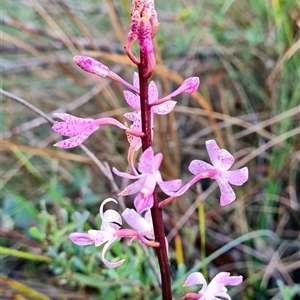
197, 192, 207, 279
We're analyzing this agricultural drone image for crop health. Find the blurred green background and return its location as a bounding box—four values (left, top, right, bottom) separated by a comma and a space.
1, 0, 300, 299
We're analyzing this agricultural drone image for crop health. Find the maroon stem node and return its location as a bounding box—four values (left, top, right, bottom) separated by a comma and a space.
138, 50, 172, 300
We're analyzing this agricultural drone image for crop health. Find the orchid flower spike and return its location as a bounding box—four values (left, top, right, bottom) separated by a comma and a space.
52, 113, 143, 149
181, 272, 243, 300
113, 147, 182, 213
69, 198, 158, 268
188, 140, 249, 206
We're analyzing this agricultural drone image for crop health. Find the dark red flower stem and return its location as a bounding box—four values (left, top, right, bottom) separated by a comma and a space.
138, 50, 172, 300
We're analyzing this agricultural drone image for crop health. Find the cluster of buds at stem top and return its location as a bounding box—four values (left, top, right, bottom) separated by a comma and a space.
126, 0, 159, 76
69, 198, 158, 268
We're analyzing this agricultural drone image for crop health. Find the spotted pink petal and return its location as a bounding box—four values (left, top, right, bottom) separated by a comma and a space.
52, 120, 95, 137
224, 168, 249, 186
205, 139, 220, 167
101, 238, 125, 268
124, 111, 140, 122
89, 230, 112, 247
69, 232, 94, 246
120, 177, 147, 196
188, 160, 214, 175
158, 179, 182, 195
138, 147, 155, 173
54, 126, 99, 149
148, 81, 158, 104
124, 90, 140, 110
216, 177, 236, 206
134, 192, 154, 213
152, 100, 177, 115
102, 209, 122, 225
217, 149, 234, 170
183, 272, 207, 287
53, 113, 94, 124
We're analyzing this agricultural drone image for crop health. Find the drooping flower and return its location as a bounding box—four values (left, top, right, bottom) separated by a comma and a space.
69, 198, 158, 268
188, 140, 249, 206
52, 113, 143, 149
113, 147, 182, 213
181, 272, 243, 300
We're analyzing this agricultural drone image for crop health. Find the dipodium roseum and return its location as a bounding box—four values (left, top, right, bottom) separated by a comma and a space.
159, 139, 248, 208
69, 198, 158, 268
188, 140, 249, 206
181, 272, 243, 300
52, 113, 143, 149
113, 147, 182, 213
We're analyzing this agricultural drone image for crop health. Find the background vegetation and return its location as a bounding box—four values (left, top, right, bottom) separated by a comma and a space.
1, 0, 300, 299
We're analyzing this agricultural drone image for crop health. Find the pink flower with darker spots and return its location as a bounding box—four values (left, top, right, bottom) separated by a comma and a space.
113, 147, 182, 213
188, 140, 249, 206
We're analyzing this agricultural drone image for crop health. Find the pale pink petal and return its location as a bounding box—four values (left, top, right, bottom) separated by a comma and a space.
122, 208, 152, 233
112, 167, 143, 180
217, 149, 234, 170
148, 81, 158, 104
120, 177, 147, 196
183, 272, 207, 288
158, 179, 182, 195
90, 230, 112, 247
102, 209, 122, 225
216, 177, 236, 206
209, 272, 243, 292
124, 111, 139, 122
224, 167, 249, 186
133, 72, 139, 89
205, 139, 220, 167
101, 222, 120, 234
69, 232, 94, 246
188, 160, 214, 175
134, 193, 154, 213
101, 238, 125, 268
152, 100, 176, 115
124, 90, 140, 109
53, 126, 99, 149
138, 147, 154, 173
153, 153, 163, 171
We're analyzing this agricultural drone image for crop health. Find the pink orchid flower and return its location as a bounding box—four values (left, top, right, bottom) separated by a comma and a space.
159, 139, 248, 208
181, 272, 243, 300
188, 139, 249, 206
113, 147, 182, 213
123, 73, 177, 126
52, 113, 143, 149
69, 198, 158, 268
124, 73, 199, 126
